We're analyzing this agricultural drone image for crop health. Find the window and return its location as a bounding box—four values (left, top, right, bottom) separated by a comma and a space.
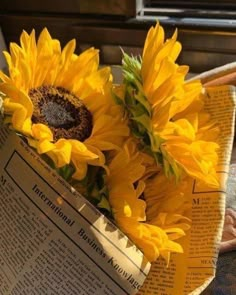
137, 0, 236, 28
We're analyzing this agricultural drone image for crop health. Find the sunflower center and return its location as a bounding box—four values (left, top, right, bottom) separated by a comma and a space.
29, 85, 93, 142
41, 101, 75, 129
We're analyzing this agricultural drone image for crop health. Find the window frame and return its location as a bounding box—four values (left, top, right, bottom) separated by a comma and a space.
137, 0, 236, 29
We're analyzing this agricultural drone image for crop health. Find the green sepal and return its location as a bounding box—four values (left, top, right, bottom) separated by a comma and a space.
162, 150, 182, 182
148, 132, 165, 152
97, 195, 111, 212
122, 52, 142, 83
57, 164, 75, 181
132, 113, 152, 133
112, 89, 125, 106
133, 82, 151, 115
129, 101, 148, 118
130, 122, 146, 139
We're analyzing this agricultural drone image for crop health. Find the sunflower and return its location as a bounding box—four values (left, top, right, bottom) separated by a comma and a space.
106, 139, 190, 263
0, 28, 129, 180
120, 22, 219, 186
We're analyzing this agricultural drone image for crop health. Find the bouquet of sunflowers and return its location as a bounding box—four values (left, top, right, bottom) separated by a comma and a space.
0, 22, 223, 293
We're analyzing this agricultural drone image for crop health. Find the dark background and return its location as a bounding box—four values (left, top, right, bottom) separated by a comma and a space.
1, 0, 236, 74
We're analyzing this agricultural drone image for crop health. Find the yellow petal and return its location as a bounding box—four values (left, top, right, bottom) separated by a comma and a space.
0, 83, 33, 116
71, 160, 88, 180
37, 139, 56, 154
47, 139, 72, 167
32, 123, 53, 141
69, 140, 98, 160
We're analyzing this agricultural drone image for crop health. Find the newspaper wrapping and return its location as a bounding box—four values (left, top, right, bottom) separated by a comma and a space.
0, 83, 235, 294
0, 124, 151, 294
139, 84, 236, 294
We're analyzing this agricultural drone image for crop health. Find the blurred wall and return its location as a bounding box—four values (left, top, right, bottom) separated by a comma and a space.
0, 0, 236, 73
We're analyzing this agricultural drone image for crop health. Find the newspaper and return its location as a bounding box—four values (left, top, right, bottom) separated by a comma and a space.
0, 126, 151, 295
0, 85, 235, 295
138, 85, 236, 295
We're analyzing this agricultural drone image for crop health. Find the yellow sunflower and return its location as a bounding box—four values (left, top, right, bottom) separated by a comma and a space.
120, 22, 219, 186
106, 139, 190, 263
0, 28, 129, 180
